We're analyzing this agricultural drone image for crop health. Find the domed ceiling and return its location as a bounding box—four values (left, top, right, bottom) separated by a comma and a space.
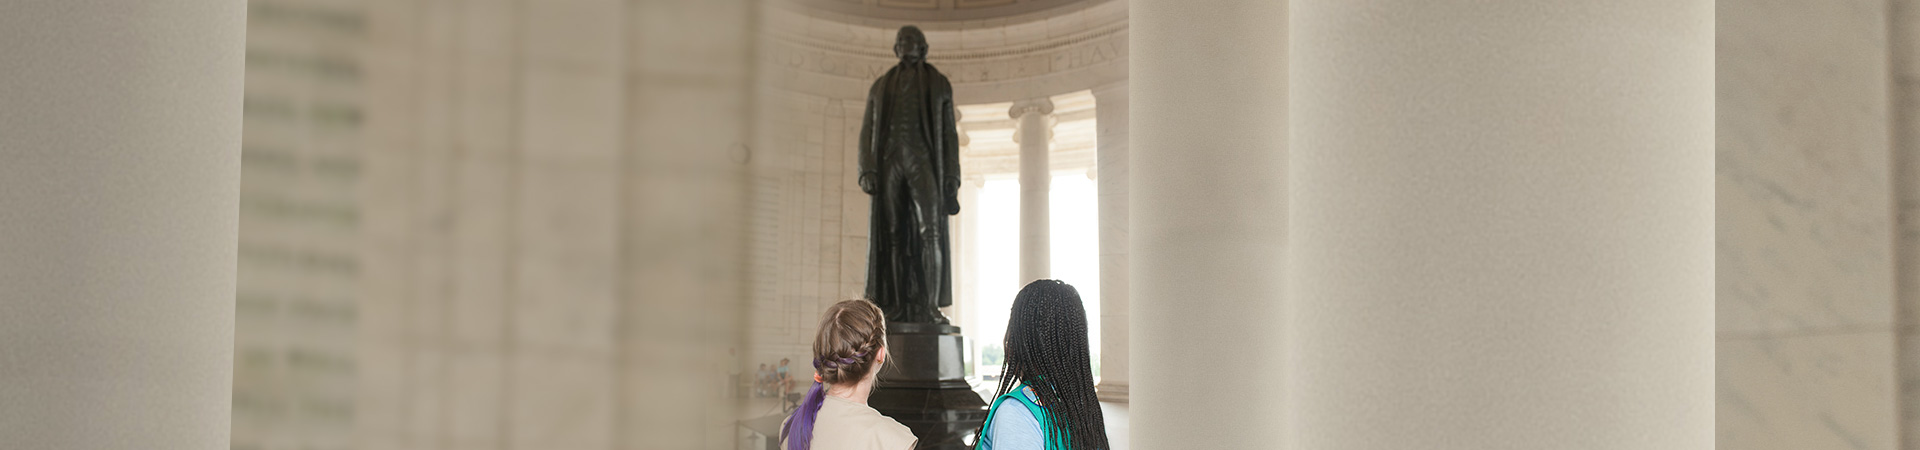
786, 0, 1095, 23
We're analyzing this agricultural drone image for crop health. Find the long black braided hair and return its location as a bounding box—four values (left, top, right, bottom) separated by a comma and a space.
988, 279, 1108, 450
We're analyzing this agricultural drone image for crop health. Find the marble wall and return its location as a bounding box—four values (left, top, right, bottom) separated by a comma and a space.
233, 1, 368, 448
1717, 1, 1899, 449
743, 89, 872, 371
235, 1, 754, 449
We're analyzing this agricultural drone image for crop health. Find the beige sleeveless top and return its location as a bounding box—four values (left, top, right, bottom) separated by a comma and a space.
785, 395, 918, 450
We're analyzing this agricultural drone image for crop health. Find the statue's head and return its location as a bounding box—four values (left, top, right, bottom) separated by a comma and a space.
894, 25, 928, 64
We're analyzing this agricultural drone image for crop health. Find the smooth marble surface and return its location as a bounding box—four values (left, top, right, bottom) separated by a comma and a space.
1718, 333, 1896, 450
1716, 2, 1899, 450
1716, 0, 1893, 336
1100, 401, 1130, 450
742, 90, 866, 371
324, 2, 758, 450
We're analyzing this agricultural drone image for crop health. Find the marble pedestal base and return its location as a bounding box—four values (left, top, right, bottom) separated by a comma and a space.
870, 322, 989, 450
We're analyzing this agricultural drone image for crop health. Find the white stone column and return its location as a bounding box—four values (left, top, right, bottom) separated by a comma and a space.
948, 113, 978, 336
957, 177, 983, 368
0, 1, 245, 449
1092, 82, 1131, 403
1012, 98, 1056, 284
1131, 0, 1290, 448
1289, 2, 1715, 449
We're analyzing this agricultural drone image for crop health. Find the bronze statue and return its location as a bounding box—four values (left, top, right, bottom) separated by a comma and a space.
859, 25, 960, 324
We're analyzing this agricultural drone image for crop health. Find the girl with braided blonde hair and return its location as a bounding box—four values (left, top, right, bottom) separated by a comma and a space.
781, 299, 917, 450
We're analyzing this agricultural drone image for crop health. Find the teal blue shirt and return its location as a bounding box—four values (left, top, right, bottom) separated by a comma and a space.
979, 396, 1044, 450
976, 385, 1051, 450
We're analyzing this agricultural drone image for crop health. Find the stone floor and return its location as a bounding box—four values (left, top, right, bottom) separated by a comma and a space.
1098, 401, 1131, 450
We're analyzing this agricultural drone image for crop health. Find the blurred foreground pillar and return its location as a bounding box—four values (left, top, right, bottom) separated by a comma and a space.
626, 0, 755, 448
0, 0, 246, 448
1130, 0, 1290, 448
1092, 81, 1130, 403
1289, 1, 1715, 448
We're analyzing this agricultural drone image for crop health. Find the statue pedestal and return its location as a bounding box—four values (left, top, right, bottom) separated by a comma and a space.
870, 322, 988, 450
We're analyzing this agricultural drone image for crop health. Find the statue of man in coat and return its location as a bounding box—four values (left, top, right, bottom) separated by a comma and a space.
858, 25, 960, 324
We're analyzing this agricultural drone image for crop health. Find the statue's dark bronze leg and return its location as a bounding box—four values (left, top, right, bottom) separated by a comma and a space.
907, 168, 948, 324
876, 170, 910, 322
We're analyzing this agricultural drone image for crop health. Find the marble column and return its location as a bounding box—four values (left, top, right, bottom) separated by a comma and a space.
0, 1, 245, 449
1092, 82, 1131, 403
1290, 2, 1714, 449
1013, 98, 1056, 284
1131, 0, 1290, 448
957, 177, 983, 367
948, 112, 978, 335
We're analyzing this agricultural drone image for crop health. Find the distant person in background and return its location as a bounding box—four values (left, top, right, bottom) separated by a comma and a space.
975, 280, 1109, 450
729, 347, 743, 399
757, 364, 773, 397
780, 299, 916, 450
777, 358, 795, 398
